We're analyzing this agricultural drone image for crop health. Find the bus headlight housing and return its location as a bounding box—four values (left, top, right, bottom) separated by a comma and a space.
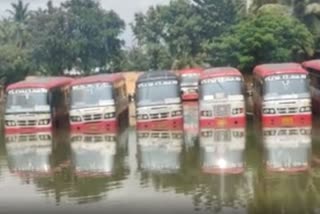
70, 116, 82, 122
137, 114, 149, 120
104, 112, 115, 119
232, 108, 244, 115
172, 110, 182, 117
300, 106, 311, 113
38, 119, 50, 125
5, 120, 16, 126
201, 111, 212, 117
263, 108, 276, 114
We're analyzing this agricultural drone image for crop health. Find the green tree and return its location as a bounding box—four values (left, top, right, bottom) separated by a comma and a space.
7, 0, 30, 23
206, 12, 315, 73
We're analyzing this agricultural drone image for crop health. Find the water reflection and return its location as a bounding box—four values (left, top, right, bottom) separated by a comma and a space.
262, 126, 312, 173
183, 102, 199, 148
137, 130, 183, 173
70, 133, 117, 176
200, 127, 245, 174
5, 132, 53, 178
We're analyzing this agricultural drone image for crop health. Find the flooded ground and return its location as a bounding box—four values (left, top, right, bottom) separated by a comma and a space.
1, 104, 320, 214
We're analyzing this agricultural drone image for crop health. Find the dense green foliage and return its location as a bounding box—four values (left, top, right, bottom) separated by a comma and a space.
0, 0, 319, 83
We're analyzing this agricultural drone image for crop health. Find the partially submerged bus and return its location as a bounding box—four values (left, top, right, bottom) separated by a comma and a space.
253, 63, 311, 127
69, 74, 128, 133
5, 132, 53, 177
5, 77, 73, 133
303, 60, 320, 114
70, 133, 117, 177
135, 71, 183, 130
137, 130, 183, 173
200, 127, 245, 174
263, 125, 311, 173
199, 67, 246, 129
179, 68, 203, 101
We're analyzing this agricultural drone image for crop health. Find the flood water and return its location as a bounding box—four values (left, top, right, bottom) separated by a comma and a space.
1, 103, 320, 214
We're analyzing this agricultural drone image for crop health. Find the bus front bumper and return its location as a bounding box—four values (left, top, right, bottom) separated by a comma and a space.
199, 116, 246, 129
137, 117, 183, 131
71, 119, 118, 133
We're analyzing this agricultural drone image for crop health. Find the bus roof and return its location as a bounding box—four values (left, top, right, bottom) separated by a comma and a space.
254, 63, 307, 78
179, 68, 203, 75
137, 71, 178, 83
6, 77, 73, 91
70, 73, 124, 86
302, 60, 320, 72
200, 67, 242, 80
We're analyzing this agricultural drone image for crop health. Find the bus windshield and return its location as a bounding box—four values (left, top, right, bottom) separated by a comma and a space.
136, 80, 180, 106
6, 88, 49, 113
200, 76, 242, 99
264, 74, 309, 99
181, 74, 199, 86
71, 83, 113, 109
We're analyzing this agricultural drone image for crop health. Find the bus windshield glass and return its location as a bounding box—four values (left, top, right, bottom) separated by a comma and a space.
264, 74, 309, 99
181, 74, 199, 86
6, 88, 49, 113
200, 76, 242, 100
71, 83, 113, 109
136, 80, 180, 106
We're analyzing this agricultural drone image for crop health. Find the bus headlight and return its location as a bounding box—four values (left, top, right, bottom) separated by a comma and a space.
70, 116, 82, 122
300, 106, 311, 113
201, 111, 212, 117
5, 120, 16, 126
38, 119, 50, 125
172, 110, 182, 117
137, 114, 149, 120
201, 130, 213, 137
263, 108, 276, 114
104, 112, 115, 119
232, 108, 244, 115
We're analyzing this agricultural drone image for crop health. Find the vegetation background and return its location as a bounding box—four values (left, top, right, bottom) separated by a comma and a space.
1, 0, 320, 84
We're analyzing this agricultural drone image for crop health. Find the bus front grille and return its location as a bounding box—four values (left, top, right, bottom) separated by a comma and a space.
83, 114, 103, 121
277, 107, 298, 114
213, 105, 231, 117
17, 120, 37, 126
150, 112, 169, 119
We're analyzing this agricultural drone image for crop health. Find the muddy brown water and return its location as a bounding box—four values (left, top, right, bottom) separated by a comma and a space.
0, 104, 320, 214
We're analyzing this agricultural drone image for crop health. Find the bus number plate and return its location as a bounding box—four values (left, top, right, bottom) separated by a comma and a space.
281, 117, 293, 126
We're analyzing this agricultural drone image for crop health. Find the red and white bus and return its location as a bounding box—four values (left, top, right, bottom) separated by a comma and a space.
69, 74, 128, 133
199, 67, 246, 129
253, 63, 311, 127
179, 68, 203, 101
263, 125, 311, 173
5, 77, 73, 133
302, 60, 320, 114
5, 132, 53, 177
200, 127, 245, 174
135, 71, 183, 130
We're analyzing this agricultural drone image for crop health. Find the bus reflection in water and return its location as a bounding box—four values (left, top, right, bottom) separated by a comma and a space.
70, 133, 117, 177
5, 77, 73, 133
200, 127, 246, 174
137, 130, 183, 173
179, 68, 203, 101
199, 67, 246, 129
5, 132, 53, 177
135, 71, 183, 130
183, 102, 199, 147
263, 125, 312, 173
69, 74, 128, 133
253, 63, 311, 127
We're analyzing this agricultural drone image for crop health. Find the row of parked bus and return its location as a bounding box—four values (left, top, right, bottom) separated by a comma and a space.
4, 60, 320, 133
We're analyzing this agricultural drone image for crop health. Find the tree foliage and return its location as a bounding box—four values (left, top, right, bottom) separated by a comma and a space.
206, 12, 315, 72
